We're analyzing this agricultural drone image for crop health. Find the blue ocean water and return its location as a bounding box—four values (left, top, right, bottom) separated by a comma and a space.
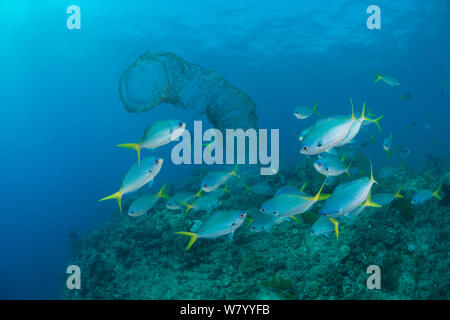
0, 0, 449, 299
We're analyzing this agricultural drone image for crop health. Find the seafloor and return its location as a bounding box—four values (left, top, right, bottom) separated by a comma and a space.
63, 156, 450, 299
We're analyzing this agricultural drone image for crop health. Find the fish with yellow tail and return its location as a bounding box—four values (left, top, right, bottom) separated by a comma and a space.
371, 186, 404, 206
181, 195, 221, 215
127, 183, 170, 217
259, 179, 329, 219
293, 102, 320, 119
201, 165, 239, 192
310, 217, 339, 240
174, 210, 247, 250
99, 157, 163, 213
117, 120, 185, 165
166, 190, 202, 210
320, 161, 380, 218
373, 71, 400, 87
411, 183, 443, 205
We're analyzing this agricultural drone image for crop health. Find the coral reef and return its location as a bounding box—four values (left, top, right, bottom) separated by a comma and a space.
63, 163, 450, 300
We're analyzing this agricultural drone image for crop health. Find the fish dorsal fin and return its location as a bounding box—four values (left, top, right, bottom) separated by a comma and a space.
359, 101, 366, 122
350, 97, 357, 121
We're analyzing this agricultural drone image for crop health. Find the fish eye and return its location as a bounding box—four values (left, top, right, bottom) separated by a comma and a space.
318, 163, 322, 167
303, 146, 308, 151
323, 213, 328, 216
252, 226, 256, 230
273, 211, 279, 215
311, 230, 315, 233
178, 122, 184, 127
318, 143, 322, 147
261, 208, 265, 212
240, 213, 245, 218
154, 160, 159, 164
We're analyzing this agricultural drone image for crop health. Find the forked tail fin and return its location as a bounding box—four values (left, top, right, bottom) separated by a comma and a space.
99, 190, 123, 213
117, 143, 141, 166
174, 232, 198, 251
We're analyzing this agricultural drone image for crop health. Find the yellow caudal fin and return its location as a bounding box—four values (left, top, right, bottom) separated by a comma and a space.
385, 149, 392, 160
242, 183, 251, 195
362, 191, 382, 208
318, 193, 331, 201
117, 143, 141, 166
370, 115, 383, 132
329, 218, 339, 240
156, 183, 170, 199
174, 231, 198, 251
194, 189, 203, 197
229, 164, 239, 177
222, 184, 230, 193
312, 102, 320, 116
345, 159, 353, 176
368, 107, 376, 117
340, 154, 347, 162
307, 178, 327, 202
394, 186, 404, 199
360, 103, 382, 132
433, 183, 443, 200
245, 216, 254, 229
181, 202, 194, 215
373, 71, 383, 84
300, 181, 308, 192
400, 160, 406, 170
99, 190, 123, 213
